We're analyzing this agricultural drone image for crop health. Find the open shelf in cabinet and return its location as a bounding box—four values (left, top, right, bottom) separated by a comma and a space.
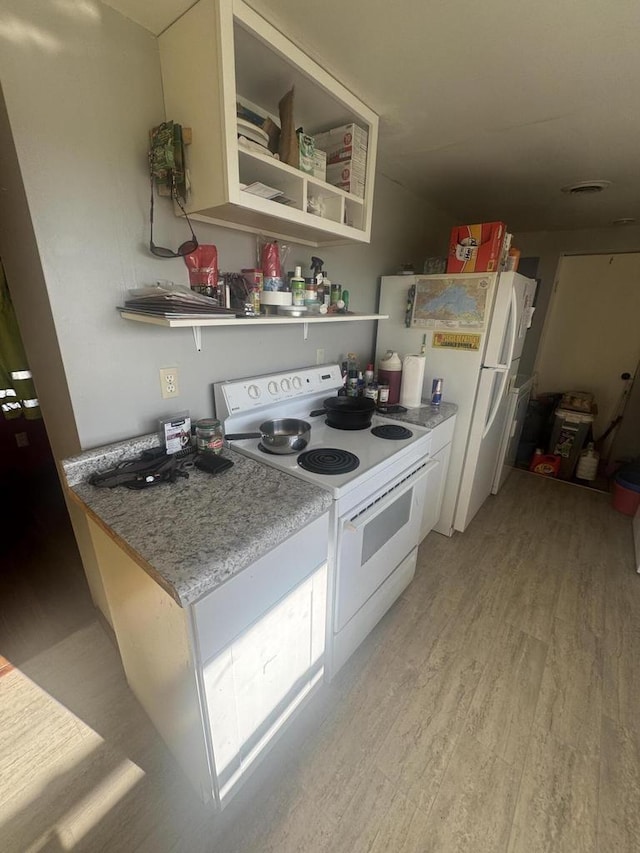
158, 0, 378, 247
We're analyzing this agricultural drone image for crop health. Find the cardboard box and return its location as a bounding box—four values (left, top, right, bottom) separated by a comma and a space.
298, 132, 315, 175
446, 221, 507, 274
322, 145, 367, 167
325, 162, 365, 197
312, 149, 327, 181
313, 123, 368, 167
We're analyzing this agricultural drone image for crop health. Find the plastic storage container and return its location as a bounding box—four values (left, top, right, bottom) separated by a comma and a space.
549, 407, 594, 479
612, 469, 640, 516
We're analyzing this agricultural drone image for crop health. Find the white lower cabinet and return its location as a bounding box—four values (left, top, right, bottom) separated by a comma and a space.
193, 512, 328, 806
197, 567, 327, 804
87, 510, 328, 810
420, 417, 456, 542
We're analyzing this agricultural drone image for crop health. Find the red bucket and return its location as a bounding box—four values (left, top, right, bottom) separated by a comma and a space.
612, 473, 640, 516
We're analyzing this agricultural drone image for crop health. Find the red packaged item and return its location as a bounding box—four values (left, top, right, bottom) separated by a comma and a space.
529, 449, 561, 477
446, 221, 506, 274
241, 268, 264, 287
260, 241, 281, 278
184, 245, 218, 293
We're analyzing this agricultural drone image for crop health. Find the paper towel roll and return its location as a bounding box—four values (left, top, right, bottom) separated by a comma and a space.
399, 355, 426, 408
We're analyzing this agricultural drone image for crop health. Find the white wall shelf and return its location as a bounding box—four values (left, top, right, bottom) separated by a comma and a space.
120, 311, 389, 350
158, 0, 378, 247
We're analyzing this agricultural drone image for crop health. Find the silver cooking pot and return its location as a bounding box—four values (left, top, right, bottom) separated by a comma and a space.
225, 418, 311, 454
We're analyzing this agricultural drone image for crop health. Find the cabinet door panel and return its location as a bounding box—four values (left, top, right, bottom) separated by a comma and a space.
420, 443, 451, 541
201, 564, 326, 804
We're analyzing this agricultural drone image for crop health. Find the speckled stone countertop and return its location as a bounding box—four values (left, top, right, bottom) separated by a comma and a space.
383, 400, 458, 430
63, 434, 332, 608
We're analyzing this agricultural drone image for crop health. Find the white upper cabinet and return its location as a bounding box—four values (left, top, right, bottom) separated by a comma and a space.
158, 0, 378, 246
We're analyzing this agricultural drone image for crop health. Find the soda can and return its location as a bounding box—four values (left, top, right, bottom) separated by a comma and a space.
431, 378, 443, 407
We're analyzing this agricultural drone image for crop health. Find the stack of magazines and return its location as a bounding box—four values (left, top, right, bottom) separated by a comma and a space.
119, 284, 236, 320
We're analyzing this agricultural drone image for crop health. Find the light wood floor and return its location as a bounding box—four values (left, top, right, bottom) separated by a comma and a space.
1, 470, 639, 852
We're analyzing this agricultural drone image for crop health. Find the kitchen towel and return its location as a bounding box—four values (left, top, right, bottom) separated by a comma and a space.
400, 355, 426, 408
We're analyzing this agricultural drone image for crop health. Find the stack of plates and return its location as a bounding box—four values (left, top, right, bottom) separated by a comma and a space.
237, 118, 269, 148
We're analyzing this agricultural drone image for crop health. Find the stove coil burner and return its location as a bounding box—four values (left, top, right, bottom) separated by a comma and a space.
325, 419, 371, 431
371, 424, 414, 440
297, 448, 360, 475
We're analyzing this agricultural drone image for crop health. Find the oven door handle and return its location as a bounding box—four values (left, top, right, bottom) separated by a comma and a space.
344, 459, 437, 533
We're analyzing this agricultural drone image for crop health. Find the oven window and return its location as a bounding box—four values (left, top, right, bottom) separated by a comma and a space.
361, 488, 412, 565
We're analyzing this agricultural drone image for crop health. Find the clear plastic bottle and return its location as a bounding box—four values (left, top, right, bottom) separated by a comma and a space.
576, 442, 599, 481
322, 271, 332, 306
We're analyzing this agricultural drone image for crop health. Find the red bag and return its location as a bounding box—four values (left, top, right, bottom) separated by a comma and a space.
184, 245, 218, 290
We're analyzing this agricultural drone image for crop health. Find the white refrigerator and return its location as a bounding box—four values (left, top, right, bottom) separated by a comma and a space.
376, 271, 536, 536
491, 373, 535, 495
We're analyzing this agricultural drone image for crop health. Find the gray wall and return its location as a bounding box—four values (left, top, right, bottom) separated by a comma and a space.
0, 0, 453, 455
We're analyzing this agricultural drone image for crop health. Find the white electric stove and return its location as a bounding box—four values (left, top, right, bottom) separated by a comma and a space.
214, 364, 437, 676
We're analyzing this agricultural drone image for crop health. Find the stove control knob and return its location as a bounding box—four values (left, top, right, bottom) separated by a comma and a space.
280, 378, 291, 392
267, 381, 279, 396
292, 376, 302, 390
247, 384, 260, 400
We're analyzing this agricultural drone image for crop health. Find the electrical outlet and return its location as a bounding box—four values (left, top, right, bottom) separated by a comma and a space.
15, 431, 29, 448
160, 367, 179, 399
316, 348, 325, 365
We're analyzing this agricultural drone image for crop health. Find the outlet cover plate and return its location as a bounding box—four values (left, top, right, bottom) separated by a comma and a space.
160, 367, 179, 399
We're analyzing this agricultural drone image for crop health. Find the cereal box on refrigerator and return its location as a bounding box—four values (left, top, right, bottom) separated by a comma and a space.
446, 221, 507, 273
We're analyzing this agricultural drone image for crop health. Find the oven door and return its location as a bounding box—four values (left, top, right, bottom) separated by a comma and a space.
334, 459, 437, 633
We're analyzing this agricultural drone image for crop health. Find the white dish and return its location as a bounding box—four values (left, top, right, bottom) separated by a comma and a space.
237, 118, 269, 146
277, 305, 308, 317
260, 291, 292, 306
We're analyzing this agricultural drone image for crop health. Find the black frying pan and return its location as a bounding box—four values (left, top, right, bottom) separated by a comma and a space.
310, 396, 375, 430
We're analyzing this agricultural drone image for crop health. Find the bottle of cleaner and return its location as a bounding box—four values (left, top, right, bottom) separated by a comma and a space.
576, 442, 599, 481
290, 265, 305, 307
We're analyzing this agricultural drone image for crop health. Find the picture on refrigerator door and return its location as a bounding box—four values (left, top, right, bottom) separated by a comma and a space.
432, 332, 482, 351
410, 276, 490, 328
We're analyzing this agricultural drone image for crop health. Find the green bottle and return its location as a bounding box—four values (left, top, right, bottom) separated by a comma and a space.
291, 265, 305, 307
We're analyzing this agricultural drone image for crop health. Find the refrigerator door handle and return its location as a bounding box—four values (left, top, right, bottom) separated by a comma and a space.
484, 286, 518, 370
482, 367, 510, 439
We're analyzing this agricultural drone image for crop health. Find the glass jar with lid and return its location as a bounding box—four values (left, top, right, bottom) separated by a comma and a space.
196, 418, 223, 455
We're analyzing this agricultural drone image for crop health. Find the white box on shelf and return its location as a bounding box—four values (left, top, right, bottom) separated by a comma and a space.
312, 149, 327, 181
326, 162, 365, 197
313, 123, 368, 166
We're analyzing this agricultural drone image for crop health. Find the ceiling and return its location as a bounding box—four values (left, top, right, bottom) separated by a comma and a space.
102, 0, 640, 233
